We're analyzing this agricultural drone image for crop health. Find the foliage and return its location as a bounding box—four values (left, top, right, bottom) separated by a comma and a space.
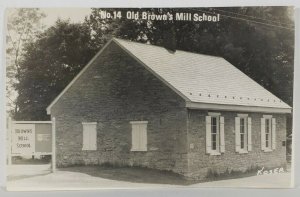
14, 20, 97, 120
89, 7, 294, 106
12, 7, 294, 122
6, 8, 45, 116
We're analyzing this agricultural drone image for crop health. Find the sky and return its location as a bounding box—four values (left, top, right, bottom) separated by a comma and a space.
40, 8, 92, 27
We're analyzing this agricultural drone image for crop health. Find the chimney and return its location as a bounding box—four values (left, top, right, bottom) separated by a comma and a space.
163, 26, 177, 53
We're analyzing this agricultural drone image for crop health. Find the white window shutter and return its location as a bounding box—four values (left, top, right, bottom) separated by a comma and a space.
130, 121, 148, 151
205, 116, 211, 154
261, 118, 266, 151
272, 118, 276, 150
140, 124, 147, 151
82, 123, 97, 150
220, 116, 225, 153
131, 124, 139, 150
235, 117, 241, 152
82, 126, 89, 150
247, 117, 252, 151
89, 124, 97, 150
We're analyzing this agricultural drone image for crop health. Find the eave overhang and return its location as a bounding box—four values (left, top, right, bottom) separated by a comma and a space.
186, 101, 292, 114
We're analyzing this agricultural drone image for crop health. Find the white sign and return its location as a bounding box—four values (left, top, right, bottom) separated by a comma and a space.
11, 124, 35, 154
37, 134, 51, 142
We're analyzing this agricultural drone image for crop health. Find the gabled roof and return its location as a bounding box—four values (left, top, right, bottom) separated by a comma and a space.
47, 38, 291, 114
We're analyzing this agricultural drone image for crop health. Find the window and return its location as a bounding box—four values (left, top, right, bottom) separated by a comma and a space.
265, 118, 271, 149
240, 117, 248, 150
261, 115, 276, 151
235, 114, 252, 153
240, 118, 247, 150
211, 116, 219, 151
206, 113, 225, 155
82, 122, 97, 150
130, 121, 148, 151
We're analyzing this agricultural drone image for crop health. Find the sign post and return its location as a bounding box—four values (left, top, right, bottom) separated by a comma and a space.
7, 117, 12, 165
51, 117, 56, 172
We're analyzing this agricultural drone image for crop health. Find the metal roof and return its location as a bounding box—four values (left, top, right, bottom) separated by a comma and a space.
47, 38, 291, 114
114, 38, 291, 110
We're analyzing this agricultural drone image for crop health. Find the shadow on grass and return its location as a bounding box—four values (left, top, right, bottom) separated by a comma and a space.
12, 157, 51, 165
59, 164, 268, 186
59, 165, 198, 185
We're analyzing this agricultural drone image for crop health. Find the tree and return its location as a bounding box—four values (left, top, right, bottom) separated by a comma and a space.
14, 20, 97, 120
87, 7, 294, 136
14, 7, 294, 124
87, 7, 294, 107
6, 8, 45, 117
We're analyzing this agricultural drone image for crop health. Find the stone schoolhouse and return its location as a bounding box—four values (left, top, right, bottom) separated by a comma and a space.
46, 38, 291, 180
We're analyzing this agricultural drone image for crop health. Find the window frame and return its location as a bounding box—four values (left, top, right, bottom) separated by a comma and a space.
211, 116, 220, 152
236, 113, 250, 154
264, 117, 272, 151
262, 115, 276, 152
239, 117, 248, 151
208, 112, 222, 155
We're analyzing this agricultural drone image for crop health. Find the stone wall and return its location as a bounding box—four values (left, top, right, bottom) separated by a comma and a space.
51, 42, 189, 175
186, 109, 287, 179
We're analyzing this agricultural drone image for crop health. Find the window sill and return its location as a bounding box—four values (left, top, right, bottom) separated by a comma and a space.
238, 150, 248, 154
209, 151, 221, 156
131, 148, 147, 152
82, 149, 97, 151
263, 149, 273, 152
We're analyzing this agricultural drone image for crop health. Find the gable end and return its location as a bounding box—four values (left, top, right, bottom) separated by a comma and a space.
46, 38, 190, 114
